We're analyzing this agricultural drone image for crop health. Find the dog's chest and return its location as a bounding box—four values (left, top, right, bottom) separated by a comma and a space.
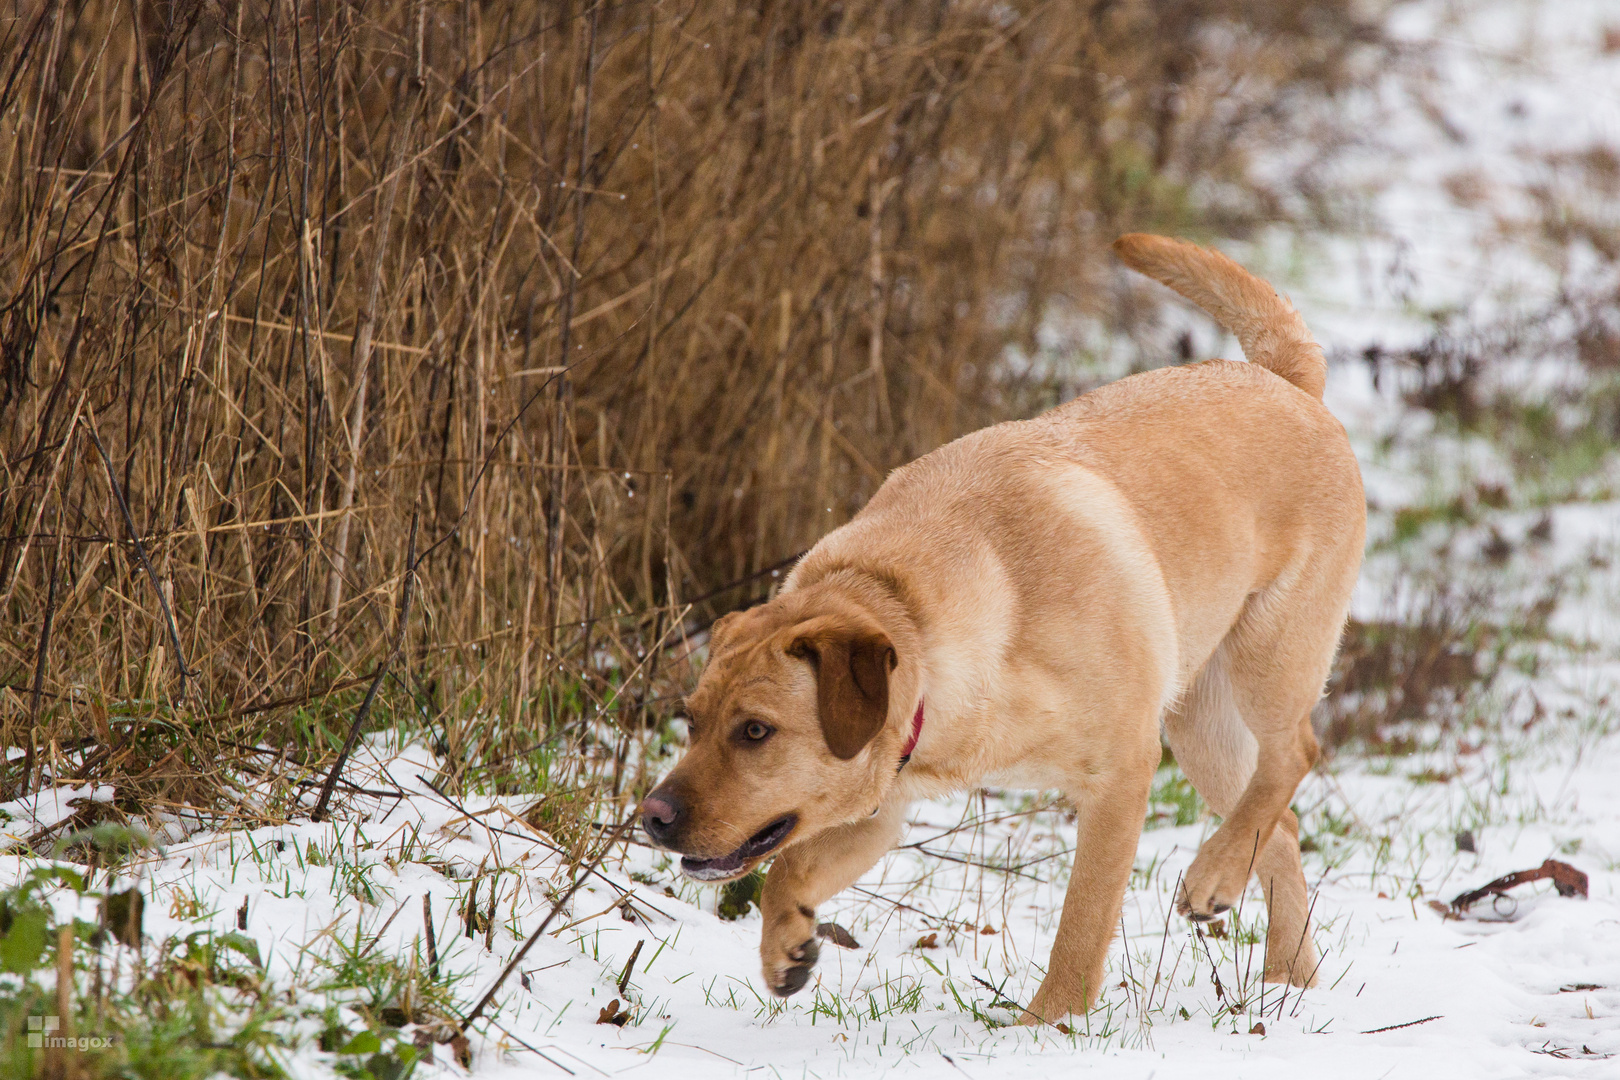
981, 759, 1076, 793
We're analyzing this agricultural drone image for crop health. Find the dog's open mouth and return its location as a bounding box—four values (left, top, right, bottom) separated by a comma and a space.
680, 815, 797, 881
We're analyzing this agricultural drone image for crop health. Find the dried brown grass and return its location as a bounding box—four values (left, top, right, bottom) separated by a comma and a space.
0, 0, 1381, 824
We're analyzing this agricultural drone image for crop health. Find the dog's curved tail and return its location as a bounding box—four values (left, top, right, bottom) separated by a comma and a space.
1113, 233, 1326, 400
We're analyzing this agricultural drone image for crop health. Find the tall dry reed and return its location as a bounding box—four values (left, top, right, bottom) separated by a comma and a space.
0, 0, 1382, 824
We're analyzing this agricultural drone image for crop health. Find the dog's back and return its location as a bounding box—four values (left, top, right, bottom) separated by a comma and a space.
827, 239, 1363, 689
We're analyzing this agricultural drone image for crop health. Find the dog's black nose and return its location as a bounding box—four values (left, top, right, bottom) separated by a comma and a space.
640, 789, 683, 847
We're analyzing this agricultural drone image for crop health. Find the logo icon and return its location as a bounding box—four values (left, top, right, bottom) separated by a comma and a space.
26, 1015, 59, 1049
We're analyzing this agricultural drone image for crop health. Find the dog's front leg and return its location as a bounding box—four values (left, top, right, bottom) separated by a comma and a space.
1022, 736, 1158, 1025
758, 797, 909, 997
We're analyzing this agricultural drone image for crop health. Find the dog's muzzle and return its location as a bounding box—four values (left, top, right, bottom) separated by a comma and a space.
679, 815, 797, 881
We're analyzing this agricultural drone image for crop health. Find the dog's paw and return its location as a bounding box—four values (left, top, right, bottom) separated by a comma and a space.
1021, 980, 1090, 1027
764, 936, 820, 997
761, 903, 821, 997
1177, 848, 1246, 921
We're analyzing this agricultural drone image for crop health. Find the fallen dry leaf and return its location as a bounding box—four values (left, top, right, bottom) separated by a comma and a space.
816, 921, 861, 949
1428, 899, 1461, 920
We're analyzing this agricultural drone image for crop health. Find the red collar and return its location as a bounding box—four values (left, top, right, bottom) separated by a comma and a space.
899, 700, 924, 767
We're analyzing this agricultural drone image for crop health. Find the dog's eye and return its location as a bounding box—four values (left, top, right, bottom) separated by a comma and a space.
739, 720, 772, 743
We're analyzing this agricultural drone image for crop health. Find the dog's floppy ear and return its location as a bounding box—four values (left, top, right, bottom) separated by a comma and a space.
790, 619, 896, 759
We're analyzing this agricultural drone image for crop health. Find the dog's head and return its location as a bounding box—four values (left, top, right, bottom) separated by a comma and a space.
638, 587, 908, 881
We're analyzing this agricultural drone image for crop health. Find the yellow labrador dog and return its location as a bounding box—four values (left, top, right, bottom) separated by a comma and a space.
639, 234, 1364, 1024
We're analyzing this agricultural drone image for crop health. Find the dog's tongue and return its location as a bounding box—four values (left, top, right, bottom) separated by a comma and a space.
680, 852, 746, 881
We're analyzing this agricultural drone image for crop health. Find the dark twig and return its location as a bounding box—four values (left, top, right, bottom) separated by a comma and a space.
460, 818, 634, 1031
28, 502, 63, 722
682, 550, 805, 608
615, 938, 643, 997
312, 508, 419, 821
907, 845, 1046, 880
85, 417, 195, 701
971, 973, 1028, 1015
410, 772, 674, 922
423, 893, 439, 978
196, 673, 383, 723
415, 326, 601, 573
1449, 858, 1588, 912
24, 420, 76, 734
1361, 1015, 1441, 1034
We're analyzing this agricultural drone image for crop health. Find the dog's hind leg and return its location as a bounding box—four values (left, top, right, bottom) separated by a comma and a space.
1173, 549, 1356, 985
1165, 646, 1318, 986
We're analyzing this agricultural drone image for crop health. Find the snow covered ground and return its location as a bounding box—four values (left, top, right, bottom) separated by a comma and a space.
6, 0, 1620, 1076
6, 717, 1616, 1078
